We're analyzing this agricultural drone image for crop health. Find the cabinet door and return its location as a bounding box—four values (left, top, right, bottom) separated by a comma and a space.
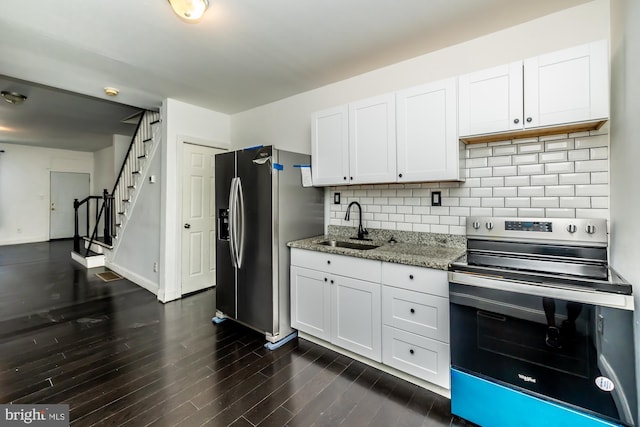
524, 40, 608, 128
348, 93, 397, 184
458, 62, 523, 136
331, 276, 382, 362
311, 105, 349, 186
397, 78, 460, 182
290, 266, 331, 341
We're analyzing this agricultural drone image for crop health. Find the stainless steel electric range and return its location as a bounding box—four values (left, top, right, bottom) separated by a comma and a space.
448, 217, 636, 427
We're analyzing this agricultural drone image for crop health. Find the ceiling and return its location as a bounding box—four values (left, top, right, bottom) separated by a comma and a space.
0, 0, 592, 152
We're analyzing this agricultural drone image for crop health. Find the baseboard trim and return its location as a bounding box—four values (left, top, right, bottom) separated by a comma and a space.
105, 261, 159, 296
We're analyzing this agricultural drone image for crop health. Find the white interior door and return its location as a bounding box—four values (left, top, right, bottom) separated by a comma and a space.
181, 143, 225, 295
50, 172, 90, 239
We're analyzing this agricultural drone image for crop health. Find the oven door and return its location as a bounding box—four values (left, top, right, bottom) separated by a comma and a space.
449, 272, 637, 427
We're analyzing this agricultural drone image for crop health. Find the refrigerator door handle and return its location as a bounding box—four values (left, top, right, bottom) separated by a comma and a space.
236, 177, 246, 269
228, 177, 238, 268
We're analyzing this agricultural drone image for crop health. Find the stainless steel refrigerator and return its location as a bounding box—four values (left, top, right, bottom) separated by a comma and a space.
215, 146, 323, 344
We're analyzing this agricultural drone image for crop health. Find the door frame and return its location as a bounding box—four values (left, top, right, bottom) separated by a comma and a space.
176, 138, 228, 298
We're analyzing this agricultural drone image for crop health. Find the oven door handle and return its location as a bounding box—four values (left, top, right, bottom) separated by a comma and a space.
448, 271, 634, 311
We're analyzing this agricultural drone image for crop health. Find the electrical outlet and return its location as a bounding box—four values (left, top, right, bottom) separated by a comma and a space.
17, 228, 22, 234
431, 191, 442, 207
153, 262, 158, 272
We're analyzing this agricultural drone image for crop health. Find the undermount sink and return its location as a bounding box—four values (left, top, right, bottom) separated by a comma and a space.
318, 240, 380, 250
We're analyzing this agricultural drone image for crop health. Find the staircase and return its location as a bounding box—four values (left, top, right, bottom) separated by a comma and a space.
71, 110, 161, 268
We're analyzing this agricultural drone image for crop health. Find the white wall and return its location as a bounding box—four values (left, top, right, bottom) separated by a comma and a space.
93, 145, 114, 196
0, 143, 94, 245
159, 98, 231, 302
231, 0, 610, 154
609, 0, 640, 408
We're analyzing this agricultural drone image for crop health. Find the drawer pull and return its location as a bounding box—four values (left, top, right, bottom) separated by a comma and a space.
324, 278, 327, 282
327, 260, 331, 265
410, 308, 415, 314
330, 279, 334, 284
409, 349, 414, 355
409, 274, 414, 280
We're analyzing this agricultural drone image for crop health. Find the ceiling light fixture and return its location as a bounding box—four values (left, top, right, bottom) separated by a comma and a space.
168, 0, 209, 22
1, 91, 27, 105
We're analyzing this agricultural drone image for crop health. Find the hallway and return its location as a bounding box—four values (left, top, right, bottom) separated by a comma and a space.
0, 240, 466, 426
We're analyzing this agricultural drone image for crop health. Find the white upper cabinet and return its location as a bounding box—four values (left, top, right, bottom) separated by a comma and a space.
458, 62, 523, 136
396, 78, 462, 182
524, 40, 609, 128
311, 105, 349, 186
348, 93, 397, 184
459, 40, 609, 138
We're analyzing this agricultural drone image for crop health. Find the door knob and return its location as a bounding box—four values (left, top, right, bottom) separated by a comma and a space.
184, 223, 191, 229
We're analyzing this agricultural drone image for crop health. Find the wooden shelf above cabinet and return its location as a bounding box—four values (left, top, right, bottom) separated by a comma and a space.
460, 119, 607, 145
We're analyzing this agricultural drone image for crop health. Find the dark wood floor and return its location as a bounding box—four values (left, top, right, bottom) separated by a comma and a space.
0, 240, 474, 426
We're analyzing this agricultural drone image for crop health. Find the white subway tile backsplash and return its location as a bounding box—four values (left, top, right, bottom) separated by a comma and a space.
575, 160, 608, 173
545, 185, 574, 197
590, 172, 608, 184
575, 184, 608, 197
493, 187, 518, 197
518, 143, 544, 154
575, 209, 609, 219
560, 197, 591, 208
481, 177, 505, 187
493, 145, 518, 156
467, 157, 489, 168
470, 208, 493, 216
488, 156, 512, 167
545, 208, 575, 218
531, 174, 559, 186
328, 131, 609, 232
505, 198, 531, 208
469, 167, 493, 178
469, 147, 492, 158
517, 208, 545, 217
482, 198, 505, 208
545, 139, 574, 151
517, 164, 545, 175
531, 197, 559, 208
591, 197, 609, 209
505, 176, 531, 187
431, 206, 450, 216
590, 147, 608, 160
513, 153, 539, 165
558, 173, 590, 185
493, 208, 518, 217
575, 134, 608, 149
518, 186, 545, 197
540, 151, 568, 163
470, 187, 493, 198
431, 225, 450, 234
568, 149, 589, 161
450, 207, 471, 216
545, 162, 574, 174
492, 166, 518, 176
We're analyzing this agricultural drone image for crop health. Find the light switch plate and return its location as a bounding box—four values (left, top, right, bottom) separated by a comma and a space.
334, 192, 341, 204
431, 191, 442, 206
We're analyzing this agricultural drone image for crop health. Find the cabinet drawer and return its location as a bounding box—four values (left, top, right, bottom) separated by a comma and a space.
382, 326, 450, 389
381, 262, 448, 297
291, 248, 381, 283
382, 286, 449, 342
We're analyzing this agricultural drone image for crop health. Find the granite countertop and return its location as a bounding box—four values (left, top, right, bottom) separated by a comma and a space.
287, 226, 466, 271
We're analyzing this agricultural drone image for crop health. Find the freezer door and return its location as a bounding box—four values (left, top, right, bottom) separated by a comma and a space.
236, 147, 274, 332
215, 151, 237, 318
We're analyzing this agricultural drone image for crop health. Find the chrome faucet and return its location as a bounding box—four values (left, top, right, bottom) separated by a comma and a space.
345, 201, 368, 240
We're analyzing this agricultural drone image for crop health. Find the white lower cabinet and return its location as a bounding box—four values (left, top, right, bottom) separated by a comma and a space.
290, 248, 450, 389
381, 262, 451, 389
290, 249, 382, 362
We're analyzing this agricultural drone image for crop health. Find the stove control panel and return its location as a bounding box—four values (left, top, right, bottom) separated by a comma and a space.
505, 221, 552, 232
466, 216, 607, 245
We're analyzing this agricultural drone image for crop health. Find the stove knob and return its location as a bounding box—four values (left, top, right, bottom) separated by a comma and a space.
472, 221, 480, 230
586, 224, 596, 234
486, 221, 494, 230
567, 224, 577, 234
